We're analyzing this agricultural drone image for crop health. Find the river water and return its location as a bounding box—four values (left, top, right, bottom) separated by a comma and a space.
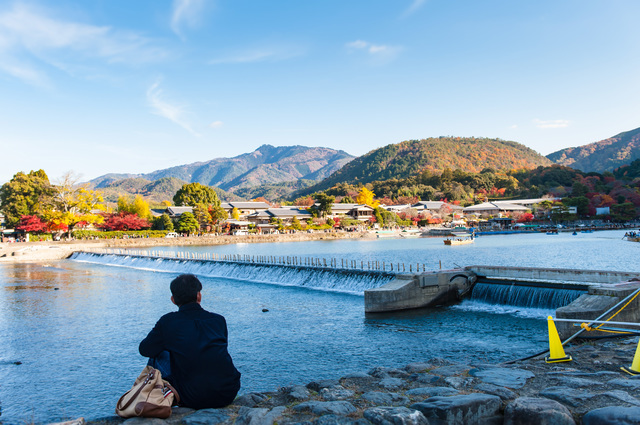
0, 230, 638, 424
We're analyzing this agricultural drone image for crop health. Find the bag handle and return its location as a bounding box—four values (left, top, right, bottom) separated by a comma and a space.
164, 381, 181, 405
117, 370, 153, 411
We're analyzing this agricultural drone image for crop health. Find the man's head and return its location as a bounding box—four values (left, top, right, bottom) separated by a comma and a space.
170, 274, 203, 306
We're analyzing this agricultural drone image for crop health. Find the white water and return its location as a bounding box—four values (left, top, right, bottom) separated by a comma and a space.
70, 252, 395, 294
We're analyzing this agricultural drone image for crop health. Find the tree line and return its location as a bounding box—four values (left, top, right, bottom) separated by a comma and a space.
0, 171, 232, 238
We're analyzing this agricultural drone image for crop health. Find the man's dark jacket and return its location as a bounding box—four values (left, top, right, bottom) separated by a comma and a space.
139, 303, 241, 409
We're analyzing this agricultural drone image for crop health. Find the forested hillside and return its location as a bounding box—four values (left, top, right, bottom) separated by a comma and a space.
94, 177, 188, 203
547, 126, 640, 173
302, 137, 551, 194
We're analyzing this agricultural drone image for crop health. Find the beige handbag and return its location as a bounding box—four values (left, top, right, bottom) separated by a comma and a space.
116, 366, 180, 419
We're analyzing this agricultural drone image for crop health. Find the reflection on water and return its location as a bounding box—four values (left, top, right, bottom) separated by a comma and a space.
0, 230, 637, 424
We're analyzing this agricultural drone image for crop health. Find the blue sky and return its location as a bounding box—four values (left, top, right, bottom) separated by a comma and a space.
1, 0, 639, 184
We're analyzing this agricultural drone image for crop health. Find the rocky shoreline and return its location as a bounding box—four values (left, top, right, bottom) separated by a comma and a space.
59, 336, 640, 425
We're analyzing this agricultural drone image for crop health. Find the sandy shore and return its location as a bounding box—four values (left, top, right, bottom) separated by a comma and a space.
0, 231, 373, 263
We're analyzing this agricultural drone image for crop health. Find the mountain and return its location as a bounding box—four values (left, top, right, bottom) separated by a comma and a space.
93, 176, 239, 203
301, 137, 552, 193
547, 127, 640, 173
90, 145, 354, 195
94, 177, 188, 203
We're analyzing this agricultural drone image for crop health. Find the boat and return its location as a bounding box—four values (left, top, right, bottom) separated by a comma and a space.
400, 230, 421, 238
443, 233, 474, 245
375, 230, 400, 238
624, 231, 640, 242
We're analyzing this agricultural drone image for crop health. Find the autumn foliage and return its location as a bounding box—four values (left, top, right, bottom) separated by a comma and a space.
15, 215, 48, 233
99, 212, 151, 231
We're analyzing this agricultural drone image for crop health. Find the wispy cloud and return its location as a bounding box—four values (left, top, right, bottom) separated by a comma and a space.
0, 3, 164, 85
401, 0, 427, 18
534, 119, 570, 129
171, 0, 205, 39
147, 80, 200, 137
345, 40, 403, 63
209, 121, 223, 128
209, 44, 305, 64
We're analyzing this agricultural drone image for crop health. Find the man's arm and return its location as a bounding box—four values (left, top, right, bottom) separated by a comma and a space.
139, 322, 165, 358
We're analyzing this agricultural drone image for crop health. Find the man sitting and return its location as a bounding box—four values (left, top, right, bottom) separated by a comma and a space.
139, 274, 241, 409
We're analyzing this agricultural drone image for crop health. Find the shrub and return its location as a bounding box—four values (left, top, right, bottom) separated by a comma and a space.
72, 230, 169, 239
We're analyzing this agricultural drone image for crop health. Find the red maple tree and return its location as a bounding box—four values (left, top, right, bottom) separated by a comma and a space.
16, 215, 48, 233
99, 212, 151, 231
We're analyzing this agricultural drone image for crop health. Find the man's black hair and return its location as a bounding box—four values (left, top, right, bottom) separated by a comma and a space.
170, 274, 203, 306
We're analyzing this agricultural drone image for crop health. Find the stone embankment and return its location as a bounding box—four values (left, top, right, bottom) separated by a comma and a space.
69, 337, 640, 425
0, 232, 372, 263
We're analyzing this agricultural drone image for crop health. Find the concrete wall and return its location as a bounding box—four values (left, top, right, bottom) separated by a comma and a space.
555, 281, 640, 339
364, 270, 476, 313
466, 265, 640, 284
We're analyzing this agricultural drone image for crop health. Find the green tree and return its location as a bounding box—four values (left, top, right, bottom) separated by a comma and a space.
193, 203, 212, 231
291, 216, 302, 230
340, 196, 355, 203
153, 213, 174, 231
563, 196, 589, 217
611, 202, 636, 222
313, 193, 335, 218
176, 212, 199, 234
0, 170, 52, 227
571, 182, 589, 197
374, 207, 384, 226
209, 204, 228, 224
173, 183, 220, 208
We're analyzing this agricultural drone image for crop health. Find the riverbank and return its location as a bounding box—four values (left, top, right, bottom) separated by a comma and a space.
63, 336, 640, 425
0, 231, 373, 263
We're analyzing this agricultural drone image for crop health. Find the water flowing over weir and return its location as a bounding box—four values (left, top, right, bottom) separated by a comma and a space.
469, 281, 586, 309
69, 252, 396, 294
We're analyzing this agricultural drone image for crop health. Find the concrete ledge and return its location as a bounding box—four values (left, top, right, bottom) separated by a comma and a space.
556, 281, 640, 339
364, 270, 476, 313
466, 265, 640, 284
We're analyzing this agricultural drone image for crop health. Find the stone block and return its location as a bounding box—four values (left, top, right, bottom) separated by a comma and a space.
379, 377, 406, 390
234, 393, 270, 407
405, 387, 459, 397
410, 393, 501, 425
469, 367, 534, 389
362, 391, 409, 406
473, 383, 517, 401
235, 406, 286, 425
538, 386, 594, 408
307, 379, 340, 392
503, 397, 575, 425
313, 414, 370, 425
293, 401, 357, 416
320, 385, 354, 401
182, 409, 232, 425
363, 406, 429, 425
582, 406, 640, 424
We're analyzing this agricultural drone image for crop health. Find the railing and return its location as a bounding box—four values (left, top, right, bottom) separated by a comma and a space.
81, 248, 431, 274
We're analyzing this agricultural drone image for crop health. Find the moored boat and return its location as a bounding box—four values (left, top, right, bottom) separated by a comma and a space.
400, 229, 421, 238
443, 232, 474, 245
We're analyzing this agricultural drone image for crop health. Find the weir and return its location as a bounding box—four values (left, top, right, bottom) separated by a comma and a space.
70, 251, 640, 338
70, 251, 396, 294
